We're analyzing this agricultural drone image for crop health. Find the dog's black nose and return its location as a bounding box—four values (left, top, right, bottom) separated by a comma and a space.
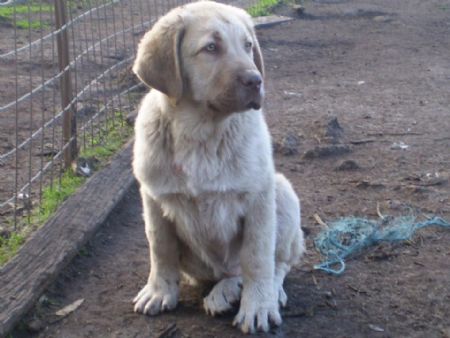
239, 70, 262, 89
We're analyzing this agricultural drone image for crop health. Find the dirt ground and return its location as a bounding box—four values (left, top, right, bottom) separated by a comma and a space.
12, 0, 450, 337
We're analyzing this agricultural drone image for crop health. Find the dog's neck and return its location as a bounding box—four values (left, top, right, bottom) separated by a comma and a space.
163, 96, 245, 144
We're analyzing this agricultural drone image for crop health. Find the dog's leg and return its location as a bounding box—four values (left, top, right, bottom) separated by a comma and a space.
133, 188, 180, 315
204, 276, 243, 316
233, 182, 281, 334
274, 173, 305, 307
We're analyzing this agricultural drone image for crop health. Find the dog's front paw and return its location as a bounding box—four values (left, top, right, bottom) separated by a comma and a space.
232, 283, 281, 334
133, 276, 178, 315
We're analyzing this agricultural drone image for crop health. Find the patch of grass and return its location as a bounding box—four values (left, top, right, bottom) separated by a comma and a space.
0, 116, 133, 267
0, 232, 25, 266
248, 0, 282, 17
15, 19, 49, 30
0, 4, 53, 17
0, 172, 85, 266
36, 171, 86, 223
81, 121, 133, 161
32, 117, 133, 226
0, 3, 52, 30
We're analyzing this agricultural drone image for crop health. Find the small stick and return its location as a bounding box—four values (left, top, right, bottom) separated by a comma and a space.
157, 323, 177, 338
284, 311, 307, 318
347, 284, 368, 294
314, 213, 329, 228
350, 139, 376, 145
376, 202, 385, 220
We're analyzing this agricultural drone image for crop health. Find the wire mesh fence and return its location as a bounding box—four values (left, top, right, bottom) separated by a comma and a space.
0, 0, 264, 235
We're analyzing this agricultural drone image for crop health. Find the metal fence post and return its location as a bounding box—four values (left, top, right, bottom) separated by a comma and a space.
55, 0, 77, 168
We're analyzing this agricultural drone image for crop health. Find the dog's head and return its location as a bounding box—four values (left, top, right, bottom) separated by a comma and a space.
133, 1, 264, 115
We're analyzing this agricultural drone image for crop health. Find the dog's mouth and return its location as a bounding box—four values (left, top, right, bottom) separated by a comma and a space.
246, 101, 261, 110
209, 101, 261, 113
207, 95, 262, 114
207, 101, 221, 112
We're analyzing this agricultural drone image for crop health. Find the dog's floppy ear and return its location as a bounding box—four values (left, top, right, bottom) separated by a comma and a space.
251, 32, 264, 77
133, 13, 185, 101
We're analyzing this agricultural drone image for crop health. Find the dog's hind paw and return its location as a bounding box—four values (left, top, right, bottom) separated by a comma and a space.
277, 283, 288, 307
133, 277, 178, 316
204, 276, 242, 316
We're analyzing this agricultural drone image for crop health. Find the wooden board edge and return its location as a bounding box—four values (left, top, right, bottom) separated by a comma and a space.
0, 140, 135, 336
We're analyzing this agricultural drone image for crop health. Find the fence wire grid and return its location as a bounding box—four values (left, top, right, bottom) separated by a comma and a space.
0, 0, 265, 233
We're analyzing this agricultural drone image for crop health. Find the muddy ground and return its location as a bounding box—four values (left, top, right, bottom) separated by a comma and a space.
12, 0, 450, 337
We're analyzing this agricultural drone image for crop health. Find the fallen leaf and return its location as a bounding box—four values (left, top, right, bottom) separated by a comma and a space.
55, 298, 84, 317
368, 324, 384, 332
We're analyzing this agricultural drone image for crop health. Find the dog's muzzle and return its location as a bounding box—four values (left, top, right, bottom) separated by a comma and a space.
239, 70, 263, 110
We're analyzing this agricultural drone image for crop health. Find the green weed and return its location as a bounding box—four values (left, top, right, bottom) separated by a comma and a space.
248, 0, 282, 17
0, 233, 25, 266
32, 116, 133, 226
0, 4, 52, 17
81, 120, 133, 161
0, 115, 133, 267
36, 171, 86, 223
15, 19, 49, 29
0, 3, 52, 30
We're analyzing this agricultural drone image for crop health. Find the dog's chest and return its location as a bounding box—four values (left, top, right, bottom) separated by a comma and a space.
161, 192, 246, 237
163, 115, 265, 196
171, 138, 235, 194
161, 191, 246, 274
137, 109, 271, 200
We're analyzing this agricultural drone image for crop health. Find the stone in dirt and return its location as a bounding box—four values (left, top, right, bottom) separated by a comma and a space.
277, 133, 301, 156
35, 143, 58, 157
335, 159, 360, 171
324, 117, 344, 143
24, 318, 44, 333
71, 157, 99, 177
314, 116, 344, 144
303, 144, 351, 159
355, 180, 384, 190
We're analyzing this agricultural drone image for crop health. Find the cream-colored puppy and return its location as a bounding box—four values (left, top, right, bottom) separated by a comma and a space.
132, 1, 305, 334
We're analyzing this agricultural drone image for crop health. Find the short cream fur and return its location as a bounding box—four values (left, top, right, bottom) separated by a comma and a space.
132, 1, 305, 334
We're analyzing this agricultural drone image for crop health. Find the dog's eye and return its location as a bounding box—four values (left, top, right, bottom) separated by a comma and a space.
245, 41, 252, 50
205, 43, 217, 53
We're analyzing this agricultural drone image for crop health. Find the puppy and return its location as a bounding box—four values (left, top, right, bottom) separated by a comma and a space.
132, 1, 305, 334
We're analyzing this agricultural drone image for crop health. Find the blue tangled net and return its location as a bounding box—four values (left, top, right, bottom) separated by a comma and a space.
314, 215, 450, 275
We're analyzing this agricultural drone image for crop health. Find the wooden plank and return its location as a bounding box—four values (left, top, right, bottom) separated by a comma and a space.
0, 142, 135, 336
253, 15, 293, 29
